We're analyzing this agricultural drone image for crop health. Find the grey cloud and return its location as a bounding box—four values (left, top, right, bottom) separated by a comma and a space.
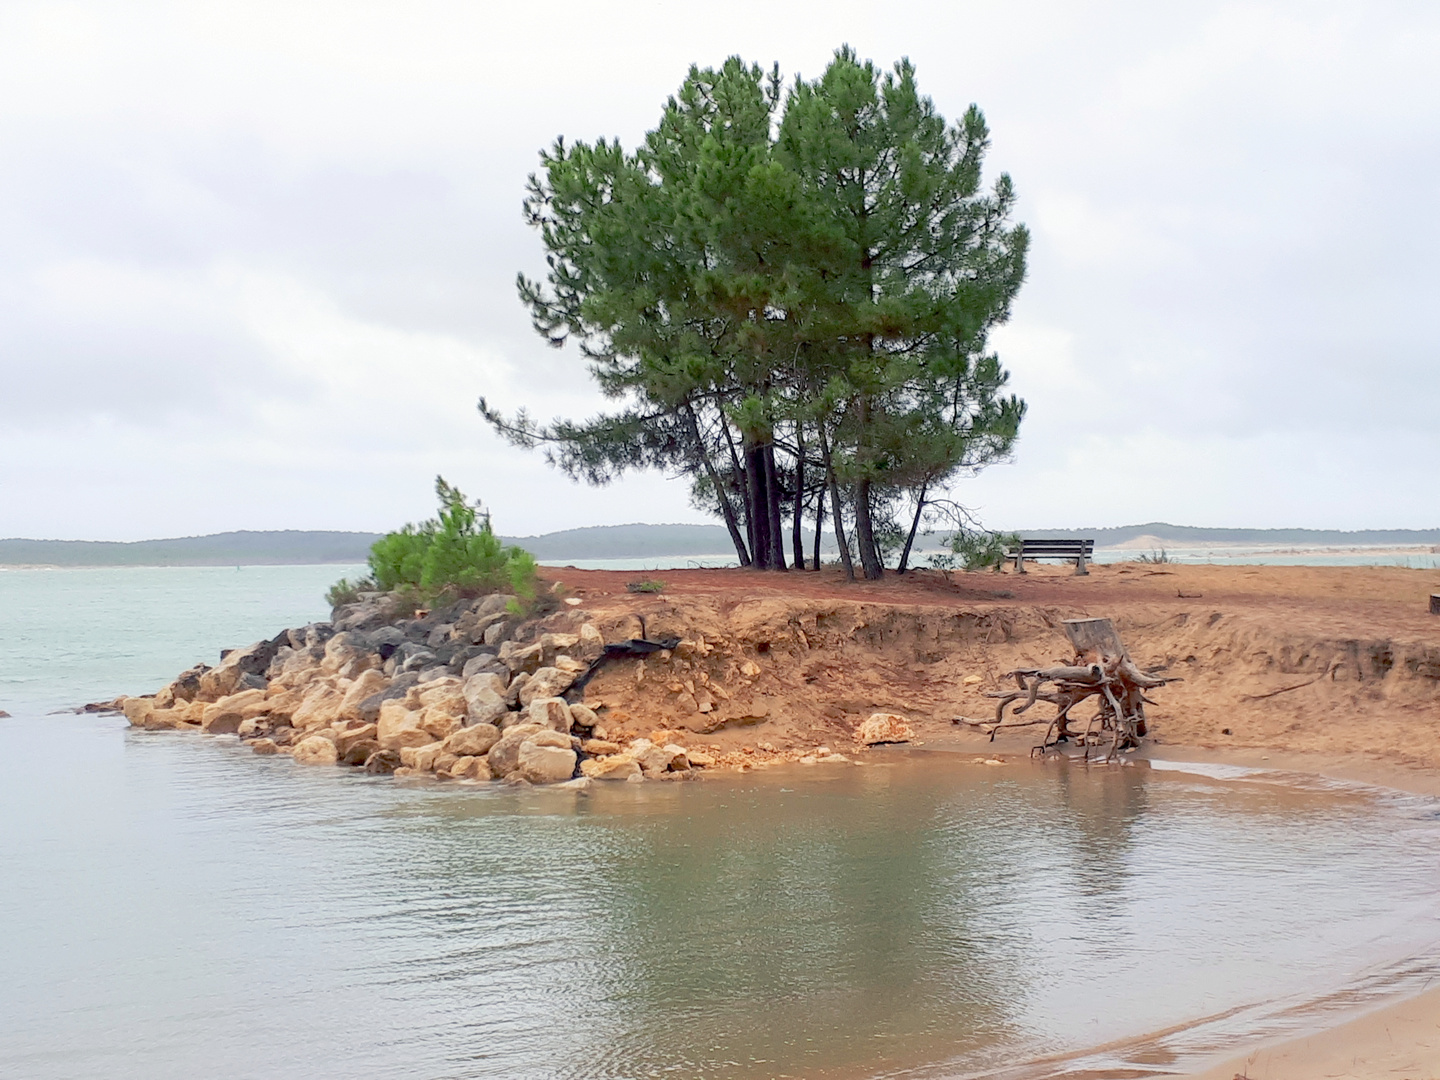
1, 0, 1437, 538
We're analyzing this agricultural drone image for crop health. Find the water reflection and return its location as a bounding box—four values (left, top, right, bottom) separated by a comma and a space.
2, 720, 1439, 1080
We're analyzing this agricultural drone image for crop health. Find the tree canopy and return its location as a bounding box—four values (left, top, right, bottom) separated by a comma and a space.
482, 46, 1028, 578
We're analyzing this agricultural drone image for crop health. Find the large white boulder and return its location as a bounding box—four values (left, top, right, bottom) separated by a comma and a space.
517, 742, 577, 784
292, 735, 339, 766
855, 713, 913, 745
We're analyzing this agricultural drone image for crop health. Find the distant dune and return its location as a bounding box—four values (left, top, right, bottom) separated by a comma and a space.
1029, 522, 1440, 547
3, 521, 1437, 567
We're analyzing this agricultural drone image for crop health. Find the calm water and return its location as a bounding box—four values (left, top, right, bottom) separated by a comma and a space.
0, 563, 363, 712
2, 566, 1439, 1079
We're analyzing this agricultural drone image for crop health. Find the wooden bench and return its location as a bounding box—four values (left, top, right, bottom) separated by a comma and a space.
1005, 538, 1094, 575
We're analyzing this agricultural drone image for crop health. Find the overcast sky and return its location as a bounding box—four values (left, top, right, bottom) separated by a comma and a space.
2, 1, 1436, 541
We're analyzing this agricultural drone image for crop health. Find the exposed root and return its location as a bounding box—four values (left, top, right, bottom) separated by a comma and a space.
960, 618, 1178, 763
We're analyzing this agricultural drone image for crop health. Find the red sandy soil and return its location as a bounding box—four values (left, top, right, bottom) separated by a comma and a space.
537, 561, 1440, 787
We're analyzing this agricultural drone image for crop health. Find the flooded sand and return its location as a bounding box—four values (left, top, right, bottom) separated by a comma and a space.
2, 717, 1438, 1080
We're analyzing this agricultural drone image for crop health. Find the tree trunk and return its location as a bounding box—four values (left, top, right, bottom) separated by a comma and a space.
684, 403, 750, 566
764, 442, 787, 573
791, 424, 806, 569
746, 441, 771, 569
817, 425, 854, 581
722, 420, 755, 564
896, 482, 928, 574
851, 395, 883, 580
853, 477, 884, 579
811, 482, 824, 571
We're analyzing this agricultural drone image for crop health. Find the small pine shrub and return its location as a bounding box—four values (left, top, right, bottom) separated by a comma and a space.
360, 477, 538, 605
625, 578, 666, 594
949, 530, 1021, 571
325, 576, 376, 608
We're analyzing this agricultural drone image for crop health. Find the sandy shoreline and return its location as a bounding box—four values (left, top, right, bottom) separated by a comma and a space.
1181, 983, 1440, 1080
1137, 746, 1440, 1080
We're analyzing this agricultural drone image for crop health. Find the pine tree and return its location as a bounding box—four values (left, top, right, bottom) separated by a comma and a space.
483, 48, 1028, 577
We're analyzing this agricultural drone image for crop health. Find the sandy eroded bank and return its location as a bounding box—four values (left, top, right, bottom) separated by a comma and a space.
546, 561, 1440, 779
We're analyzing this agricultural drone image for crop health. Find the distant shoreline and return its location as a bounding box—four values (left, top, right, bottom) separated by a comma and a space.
4, 522, 1440, 568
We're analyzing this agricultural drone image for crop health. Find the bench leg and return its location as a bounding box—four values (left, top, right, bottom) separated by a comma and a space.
1075, 551, 1089, 576
1016, 552, 1026, 574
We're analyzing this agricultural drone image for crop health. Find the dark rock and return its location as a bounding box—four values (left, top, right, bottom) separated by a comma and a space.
401, 650, 437, 674
363, 749, 403, 775
428, 597, 472, 626
304, 623, 336, 649
230, 638, 283, 677
356, 671, 419, 723
465, 659, 507, 682
475, 593, 510, 617
332, 595, 404, 633
341, 738, 381, 766
369, 626, 406, 661
355, 693, 387, 724
393, 641, 428, 665
286, 623, 335, 652
370, 625, 406, 648
434, 642, 460, 665
237, 672, 268, 692
171, 664, 209, 702
416, 665, 450, 684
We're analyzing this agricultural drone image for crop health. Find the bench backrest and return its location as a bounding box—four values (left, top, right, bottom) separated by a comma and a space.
1018, 538, 1094, 555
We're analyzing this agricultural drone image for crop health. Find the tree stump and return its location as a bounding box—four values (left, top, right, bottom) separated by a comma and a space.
955, 617, 1178, 762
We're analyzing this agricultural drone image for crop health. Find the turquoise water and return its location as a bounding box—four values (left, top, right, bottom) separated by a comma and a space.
0, 563, 363, 711
2, 566, 1439, 1079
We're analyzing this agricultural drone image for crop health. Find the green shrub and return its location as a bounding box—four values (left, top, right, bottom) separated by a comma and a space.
625, 578, 666, 594
947, 529, 1021, 572
360, 477, 538, 604
325, 576, 376, 608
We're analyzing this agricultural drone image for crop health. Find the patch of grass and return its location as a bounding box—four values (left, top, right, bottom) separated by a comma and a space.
626, 578, 667, 594
1134, 548, 1173, 564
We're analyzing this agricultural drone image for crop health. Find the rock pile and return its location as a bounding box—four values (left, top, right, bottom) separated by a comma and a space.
115, 591, 701, 786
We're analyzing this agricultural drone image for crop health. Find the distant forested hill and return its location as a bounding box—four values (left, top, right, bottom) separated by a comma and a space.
497, 523, 831, 559
5, 521, 1436, 567
0, 524, 798, 566
0, 531, 382, 567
